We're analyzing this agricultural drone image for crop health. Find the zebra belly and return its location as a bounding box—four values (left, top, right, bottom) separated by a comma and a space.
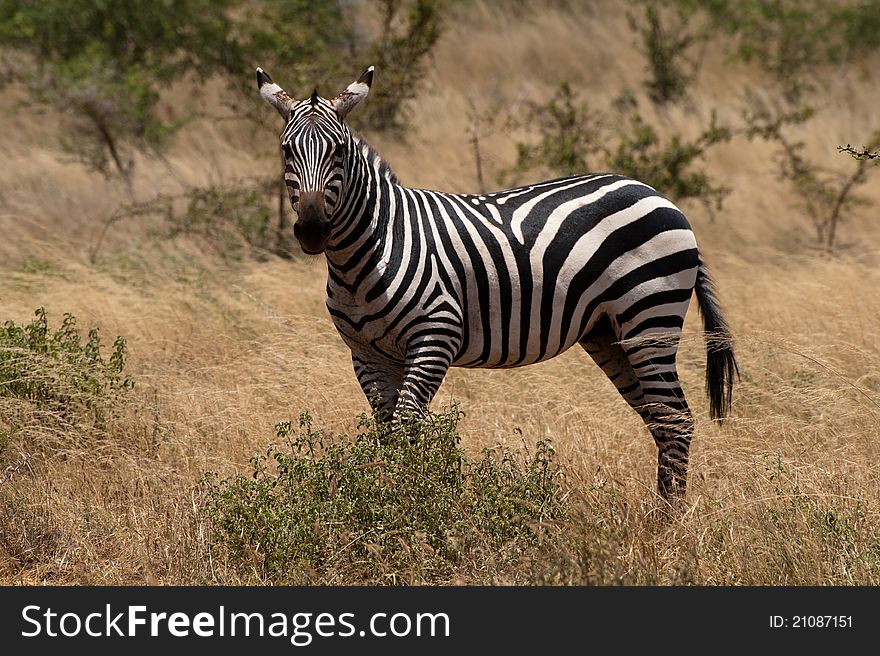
449, 269, 601, 370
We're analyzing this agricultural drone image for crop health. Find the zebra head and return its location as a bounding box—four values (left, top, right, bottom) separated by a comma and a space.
256, 66, 373, 254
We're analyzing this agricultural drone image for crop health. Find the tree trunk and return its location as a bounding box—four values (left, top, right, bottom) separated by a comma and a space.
87, 108, 134, 198
826, 159, 871, 251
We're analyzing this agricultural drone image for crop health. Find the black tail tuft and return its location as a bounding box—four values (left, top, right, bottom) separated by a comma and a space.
694, 260, 739, 421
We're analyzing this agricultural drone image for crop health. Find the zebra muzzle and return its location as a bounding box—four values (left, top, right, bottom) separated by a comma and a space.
294, 192, 331, 254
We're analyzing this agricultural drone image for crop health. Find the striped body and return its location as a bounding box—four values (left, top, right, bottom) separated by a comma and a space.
327, 171, 697, 368
257, 67, 737, 499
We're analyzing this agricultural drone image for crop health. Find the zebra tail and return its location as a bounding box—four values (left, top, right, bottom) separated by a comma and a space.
694, 258, 739, 421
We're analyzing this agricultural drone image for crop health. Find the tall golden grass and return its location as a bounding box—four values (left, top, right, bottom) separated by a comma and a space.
1, 1, 879, 584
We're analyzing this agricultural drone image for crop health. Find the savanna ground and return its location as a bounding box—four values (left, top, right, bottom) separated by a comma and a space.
2, 1, 880, 584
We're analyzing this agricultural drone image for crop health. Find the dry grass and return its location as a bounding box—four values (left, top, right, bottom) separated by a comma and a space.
1, 1, 880, 584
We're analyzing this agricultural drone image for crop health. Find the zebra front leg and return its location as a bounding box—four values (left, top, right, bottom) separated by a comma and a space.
393, 338, 456, 422
352, 355, 404, 423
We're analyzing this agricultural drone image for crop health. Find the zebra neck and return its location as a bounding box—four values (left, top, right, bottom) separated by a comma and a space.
325, 138, 398, 281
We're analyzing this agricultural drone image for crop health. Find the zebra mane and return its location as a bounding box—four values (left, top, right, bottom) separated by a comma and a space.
351, 132, 398, 185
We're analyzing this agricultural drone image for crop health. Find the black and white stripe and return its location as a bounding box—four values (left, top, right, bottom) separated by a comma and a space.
257, 67, 738, 499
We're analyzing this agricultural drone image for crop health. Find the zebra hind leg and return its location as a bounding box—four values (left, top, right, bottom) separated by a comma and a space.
580, 318, 694, 501
621, 328, 694, 501
580, 318, 650, 422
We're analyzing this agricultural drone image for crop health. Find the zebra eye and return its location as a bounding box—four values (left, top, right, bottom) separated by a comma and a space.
333, 143, 345, 159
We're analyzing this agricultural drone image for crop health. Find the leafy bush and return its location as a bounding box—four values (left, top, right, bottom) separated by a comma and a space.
506, 82, 605, 179
628, 2, 704, 106
505, 84, 731, 213
90, 181, 279, 264
742, 94, 880, 249
0, 0, 445, 191
209, 0, 444, 137
0, 0, 235, 181
677, 0, 880, 101
172, 184, 275, 260
202, 407, 567, 584
607, 108, 731, 214
0, 307, 133, 415
358, 0, 443, 133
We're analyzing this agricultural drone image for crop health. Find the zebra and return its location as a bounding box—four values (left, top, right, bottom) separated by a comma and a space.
256, 66, 738, 500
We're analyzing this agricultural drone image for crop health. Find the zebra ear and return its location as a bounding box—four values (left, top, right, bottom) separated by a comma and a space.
256, 68, 296, 119
331, 66, 374, 119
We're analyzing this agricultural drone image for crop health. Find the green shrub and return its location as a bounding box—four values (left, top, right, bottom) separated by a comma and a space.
606, 108, 731, 214
505, 82, 605, 180
677, 0, 880, 102
171, 184, 275, 259
358, 0, 444, 133
0, 307, 133, 415
505, 84, 731, 213
628, 2, 704, 106
742, 95, 880, 249
202, 407, 567, 584
0, 0, 234, 181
